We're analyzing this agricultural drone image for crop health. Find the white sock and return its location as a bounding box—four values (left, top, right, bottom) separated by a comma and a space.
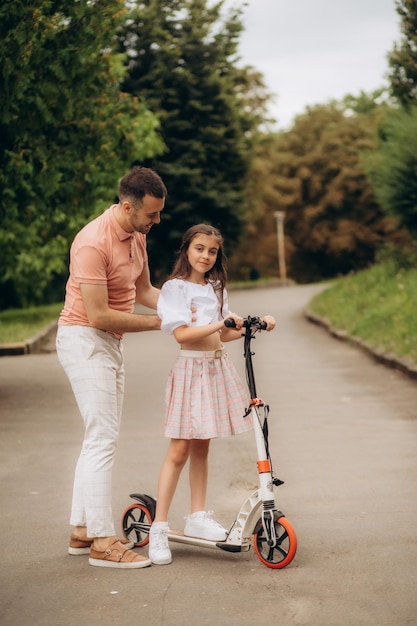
151, 521, 169, 531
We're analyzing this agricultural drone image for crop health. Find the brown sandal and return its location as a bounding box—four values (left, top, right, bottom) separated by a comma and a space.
89, 540, 151, 569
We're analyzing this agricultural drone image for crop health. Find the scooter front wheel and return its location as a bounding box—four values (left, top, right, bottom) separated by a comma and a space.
253, 514, 297, 569
121, 503, 153, 548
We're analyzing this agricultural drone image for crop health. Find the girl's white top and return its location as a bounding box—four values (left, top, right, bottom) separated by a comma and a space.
157, 278, 230, 335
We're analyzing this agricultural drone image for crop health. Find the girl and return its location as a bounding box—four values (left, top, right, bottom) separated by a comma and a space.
149, 224, 275, 565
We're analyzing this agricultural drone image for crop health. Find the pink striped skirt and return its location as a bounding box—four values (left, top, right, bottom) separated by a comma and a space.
164, 351, 252, 439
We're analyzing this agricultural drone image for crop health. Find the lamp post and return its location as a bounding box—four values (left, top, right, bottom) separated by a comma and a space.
274, 211, 287, 283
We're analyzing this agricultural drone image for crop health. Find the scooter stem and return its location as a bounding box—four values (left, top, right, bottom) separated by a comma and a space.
251, 406, 275, 507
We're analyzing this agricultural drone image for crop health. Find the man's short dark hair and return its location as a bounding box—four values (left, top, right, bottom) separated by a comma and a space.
118, 166, 167, 204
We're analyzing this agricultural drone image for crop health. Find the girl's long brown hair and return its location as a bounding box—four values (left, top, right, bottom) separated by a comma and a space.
169, 224, 227, 313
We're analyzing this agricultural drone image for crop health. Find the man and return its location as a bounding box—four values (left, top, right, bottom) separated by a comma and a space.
56, 166, 166, 569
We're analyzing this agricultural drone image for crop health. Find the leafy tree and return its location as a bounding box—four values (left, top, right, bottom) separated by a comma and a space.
368, 0, 417, 242
388, 0, 417, 106
227, 133, 290, 281
229, 96, 402, 283
365, 106, 417, 238
115, 0, 270, 280
0, 0, 163, 308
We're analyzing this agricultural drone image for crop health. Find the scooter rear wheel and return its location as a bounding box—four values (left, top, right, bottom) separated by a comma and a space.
253, 514, 297, 569
121, 503, 152, 548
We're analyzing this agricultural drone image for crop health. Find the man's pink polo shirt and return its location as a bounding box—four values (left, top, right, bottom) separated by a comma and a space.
59, 206, 148, 337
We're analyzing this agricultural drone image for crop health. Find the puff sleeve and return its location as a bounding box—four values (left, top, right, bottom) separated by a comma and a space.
157, 279, 192, 335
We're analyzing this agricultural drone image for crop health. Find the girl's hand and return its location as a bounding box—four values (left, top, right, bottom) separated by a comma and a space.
224, 313, 243, 330
261, 315, 276, 331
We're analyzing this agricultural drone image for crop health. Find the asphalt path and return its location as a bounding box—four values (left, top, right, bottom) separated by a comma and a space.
1, 285, 416, 626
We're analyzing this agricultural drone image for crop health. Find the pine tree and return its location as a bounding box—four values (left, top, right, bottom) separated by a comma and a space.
365, 106, 417, 239
116, 0, 264, 280
388, 0, 417, 106
367, 0, 417, 241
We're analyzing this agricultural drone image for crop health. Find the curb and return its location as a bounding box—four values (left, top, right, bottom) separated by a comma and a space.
0, 320, 58, 356
305, 308, 417, 381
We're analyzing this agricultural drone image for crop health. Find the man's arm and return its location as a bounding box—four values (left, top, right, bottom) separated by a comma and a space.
134, 263, 160, 310
80, 283, 161, 333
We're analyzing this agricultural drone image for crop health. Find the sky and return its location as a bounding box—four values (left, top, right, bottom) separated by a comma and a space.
228, 0, 401, 129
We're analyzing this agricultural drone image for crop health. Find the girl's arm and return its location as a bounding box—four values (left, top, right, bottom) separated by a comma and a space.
172, 313, 243, 345
220, 325, 245, 342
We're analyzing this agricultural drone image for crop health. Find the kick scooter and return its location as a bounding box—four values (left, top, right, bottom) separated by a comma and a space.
121, 315, 297, 569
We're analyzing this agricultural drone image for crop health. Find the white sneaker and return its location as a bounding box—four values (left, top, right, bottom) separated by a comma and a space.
149, 522, 172, 565
184, 511, 227, 541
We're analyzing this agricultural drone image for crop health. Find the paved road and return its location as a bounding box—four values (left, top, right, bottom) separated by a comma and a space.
1, 285, 416, 626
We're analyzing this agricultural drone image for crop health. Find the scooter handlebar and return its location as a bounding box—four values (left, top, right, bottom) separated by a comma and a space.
224, 316, 267, 331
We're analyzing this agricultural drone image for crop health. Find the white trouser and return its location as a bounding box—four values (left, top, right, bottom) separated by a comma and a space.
56, 325, 124, 537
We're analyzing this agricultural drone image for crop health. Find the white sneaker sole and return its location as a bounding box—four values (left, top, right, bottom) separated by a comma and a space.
149, 554, 172, 565
183, 529, 227, 542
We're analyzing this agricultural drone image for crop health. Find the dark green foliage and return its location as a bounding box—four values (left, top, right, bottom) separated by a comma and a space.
115, 0, 260, 281
0, 0, 163, 307
388, 0, 417, 106
364, 106, 417, 238
367, 1, 417, 241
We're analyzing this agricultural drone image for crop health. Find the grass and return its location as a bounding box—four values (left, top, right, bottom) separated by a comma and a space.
308, 261, 417, 365
0, 302, 62, 344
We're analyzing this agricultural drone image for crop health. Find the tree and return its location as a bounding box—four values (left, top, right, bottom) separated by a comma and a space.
388, 0, 417, 107
0, 0, 163, 307
369, 0, 417, 242
365, 106, 417, 239
115, 0, 270, 280
227, 133, 290, 281
229, 95, 401, 283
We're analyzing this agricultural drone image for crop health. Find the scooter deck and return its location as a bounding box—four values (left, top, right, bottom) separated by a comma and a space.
167, 530, 251, 552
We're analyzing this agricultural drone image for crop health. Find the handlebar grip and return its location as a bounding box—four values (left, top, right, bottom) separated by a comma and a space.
224, 317, 268, 330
